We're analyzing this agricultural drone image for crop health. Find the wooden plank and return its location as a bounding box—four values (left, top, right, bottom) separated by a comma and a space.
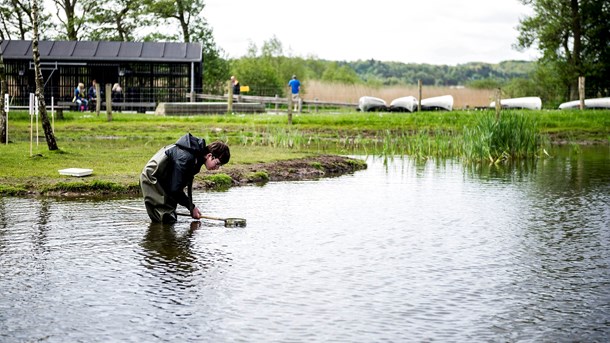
10, 105, 70, 110
188, 93, 358, 108
156, 102, 265, 115
102, 102, 156, 108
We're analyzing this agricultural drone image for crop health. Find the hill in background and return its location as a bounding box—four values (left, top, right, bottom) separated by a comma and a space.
343, 59, 535, 87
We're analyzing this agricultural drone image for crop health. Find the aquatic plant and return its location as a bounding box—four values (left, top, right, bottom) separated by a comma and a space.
0, 185, 27, 196
203, 173, 233, 189
247, 170, 270, 182
462, 111, 544, 163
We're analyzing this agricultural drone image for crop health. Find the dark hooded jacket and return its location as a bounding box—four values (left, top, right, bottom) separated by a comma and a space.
140, 133, 208, 223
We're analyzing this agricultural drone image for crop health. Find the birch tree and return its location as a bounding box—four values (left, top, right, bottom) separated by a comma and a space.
32, 0, 58, 150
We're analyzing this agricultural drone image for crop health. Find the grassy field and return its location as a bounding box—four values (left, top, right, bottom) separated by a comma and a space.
1, 108, 608, 195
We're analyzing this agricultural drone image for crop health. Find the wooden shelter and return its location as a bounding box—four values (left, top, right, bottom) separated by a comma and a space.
0, 40, 202, 107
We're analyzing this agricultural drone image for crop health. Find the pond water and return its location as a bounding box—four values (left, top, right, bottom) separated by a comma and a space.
1, 147, 609, 342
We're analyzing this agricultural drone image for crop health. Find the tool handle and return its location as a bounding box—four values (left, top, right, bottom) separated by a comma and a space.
198, 214, 226, 221
122, 206, 226, 222
177, 211, 225, 221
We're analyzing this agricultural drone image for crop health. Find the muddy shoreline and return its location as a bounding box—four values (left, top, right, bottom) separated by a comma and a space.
198, 155, 368, 189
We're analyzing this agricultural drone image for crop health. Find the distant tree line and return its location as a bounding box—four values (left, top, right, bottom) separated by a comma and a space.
228, 38, 538, 97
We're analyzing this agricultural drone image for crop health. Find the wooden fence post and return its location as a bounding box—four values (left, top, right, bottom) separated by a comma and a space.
95, 83, 101, 116
287, 93, 293, 125
578, 76, 585, 110
418, 79, 422, 112
227, 79, 234, 113
105, 83, 112, 121
495, 88, 502, 120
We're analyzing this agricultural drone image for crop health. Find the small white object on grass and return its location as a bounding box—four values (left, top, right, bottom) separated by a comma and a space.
58, 168, 93, 177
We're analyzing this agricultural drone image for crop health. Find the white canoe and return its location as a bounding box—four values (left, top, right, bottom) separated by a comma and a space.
489, 96, 542, 110
421, 95, 453, 111
358, 96, 388, 112
559, 97, 610, 110
390, 96, 418, 112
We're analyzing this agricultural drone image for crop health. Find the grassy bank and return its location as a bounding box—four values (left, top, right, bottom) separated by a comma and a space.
1, 108, 608, 195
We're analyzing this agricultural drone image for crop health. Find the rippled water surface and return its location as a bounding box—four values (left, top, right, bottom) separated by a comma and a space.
1, 147, 609, 342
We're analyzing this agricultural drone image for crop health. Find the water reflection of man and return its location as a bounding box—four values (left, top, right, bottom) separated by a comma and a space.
141, 221, 202, 271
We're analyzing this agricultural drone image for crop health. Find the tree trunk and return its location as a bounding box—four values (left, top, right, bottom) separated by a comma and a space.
570, 0, 582, 100
0, 54, 7, 144
32, 0, 58, 150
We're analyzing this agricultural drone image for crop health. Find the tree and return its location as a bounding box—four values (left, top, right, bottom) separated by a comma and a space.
32, 0, 58, 150
321, 62, 359, 84
87, 0, 151, 41
0, 53, 6, 143
145, 0, 205, 42
0, 0, 52, 39
199, 27, 229, 94
52, 0, 96, 40
230, 37, 311, 97
516, 0, 610, 100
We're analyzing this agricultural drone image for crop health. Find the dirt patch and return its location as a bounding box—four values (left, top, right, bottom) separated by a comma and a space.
197, 155, 367, 189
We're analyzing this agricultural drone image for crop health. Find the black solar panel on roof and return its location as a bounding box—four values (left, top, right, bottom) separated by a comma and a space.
49, 41, 76, 57
0, 40, 202, 62
73, 41, 98, 57
97, 42, 121, 57
164, 42, 187, 58
119, 42, 143, 58
141, 42, 165, 58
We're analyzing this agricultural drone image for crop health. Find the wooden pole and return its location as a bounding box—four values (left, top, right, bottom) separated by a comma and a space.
51, 96, 54, 133
495, 88, 502, 120
4, 93, 8, 145
578, 76, 585, 110
106, 83, 112, 121
227, 80, 234, 113
34, 95, 38, 146
30, 108, 33, 156
417, 80, 422, 112
95, 83, 101, 116
275, 94, 279, 113
287, 93, 293, 125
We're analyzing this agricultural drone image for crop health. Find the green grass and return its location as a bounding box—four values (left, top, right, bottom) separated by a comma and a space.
1, 108, 608, 195
462, 111, 546, 163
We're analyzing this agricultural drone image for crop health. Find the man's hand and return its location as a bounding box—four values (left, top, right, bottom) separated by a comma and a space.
192, 206, 202, 219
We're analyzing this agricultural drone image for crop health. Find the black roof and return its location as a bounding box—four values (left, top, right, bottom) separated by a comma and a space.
0, 40, 202, 63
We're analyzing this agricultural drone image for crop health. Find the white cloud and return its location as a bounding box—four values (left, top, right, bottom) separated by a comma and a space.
204, 0, 539, 65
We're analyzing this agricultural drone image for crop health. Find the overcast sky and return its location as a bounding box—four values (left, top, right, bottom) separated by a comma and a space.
204, 0, 540, 65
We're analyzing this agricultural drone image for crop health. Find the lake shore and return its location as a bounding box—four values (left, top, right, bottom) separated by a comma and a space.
1, 109, 607, 197
9, 154, 367, 197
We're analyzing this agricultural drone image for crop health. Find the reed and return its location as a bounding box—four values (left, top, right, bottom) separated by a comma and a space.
462, 111, 544, 163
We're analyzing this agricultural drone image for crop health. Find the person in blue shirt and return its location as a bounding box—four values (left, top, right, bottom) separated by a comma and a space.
87, 79, 98, 112
288, 75, 301, 111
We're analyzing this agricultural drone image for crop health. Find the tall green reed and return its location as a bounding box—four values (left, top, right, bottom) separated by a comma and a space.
462, 111, 545, 163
